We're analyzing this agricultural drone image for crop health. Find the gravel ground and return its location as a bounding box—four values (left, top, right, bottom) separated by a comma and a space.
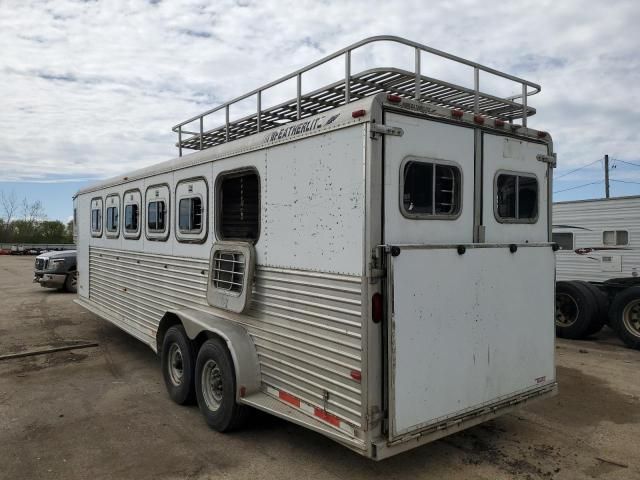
1, 255, 638, 480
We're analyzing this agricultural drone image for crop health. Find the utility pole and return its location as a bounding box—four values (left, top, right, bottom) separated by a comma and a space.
604, 154, 610, 198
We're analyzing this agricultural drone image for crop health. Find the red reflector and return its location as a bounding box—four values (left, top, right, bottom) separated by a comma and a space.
239, 386, 246, 398
352, 109, 366, 118
473, 114, 485, 124
451, 109, 464, 118
372, 293, 383, 323
279, 390, 300, 407
386, 94, 402, 103
350, 370, 362, 382
314, 407, 341, 427
494, 119, 505, 127
537, 130, 548, 138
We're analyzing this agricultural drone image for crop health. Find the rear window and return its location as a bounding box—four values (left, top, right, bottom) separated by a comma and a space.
495, 172, 538, 222
401, 160, 461, 218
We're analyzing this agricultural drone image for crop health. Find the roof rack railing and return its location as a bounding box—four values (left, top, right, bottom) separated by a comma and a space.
173, 35, 540, 156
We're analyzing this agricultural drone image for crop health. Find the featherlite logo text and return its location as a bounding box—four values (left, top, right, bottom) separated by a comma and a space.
263, 113, 340, 143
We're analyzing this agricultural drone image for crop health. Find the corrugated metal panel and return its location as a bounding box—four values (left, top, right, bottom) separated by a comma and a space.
553, 197, 640, 282
89, 246, 363, 430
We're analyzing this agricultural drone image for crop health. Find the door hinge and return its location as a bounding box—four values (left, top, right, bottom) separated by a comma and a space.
537, 153, 557, 168
370, 123, 404, 139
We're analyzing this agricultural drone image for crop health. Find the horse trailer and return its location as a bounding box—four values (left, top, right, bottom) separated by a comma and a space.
553, 196, 640, 349
74, 36, 557, 459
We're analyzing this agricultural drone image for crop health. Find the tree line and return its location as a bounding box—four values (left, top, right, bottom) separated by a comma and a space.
0, 190, 73, 244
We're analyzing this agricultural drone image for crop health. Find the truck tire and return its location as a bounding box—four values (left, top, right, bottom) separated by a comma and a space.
195, 338, 248, 432
161, 325, 196, 405
555, 281, 597, 339
608, 286, 640, 350
575, 281, 608, 336
64, 270, 78, 293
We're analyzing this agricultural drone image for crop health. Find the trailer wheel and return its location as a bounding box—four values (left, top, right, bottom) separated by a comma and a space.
609, 286, 640, 350
195, 338, 248, 432
575, 281, 608, 336
555, 281, 597, 339
161, 325, 196, 405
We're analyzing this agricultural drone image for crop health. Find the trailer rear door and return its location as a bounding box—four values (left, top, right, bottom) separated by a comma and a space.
382, 113, 555, 440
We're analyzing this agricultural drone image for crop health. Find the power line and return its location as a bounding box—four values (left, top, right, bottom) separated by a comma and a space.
613, 159, 640, 168
553, 180, 603, 194
555, 158, 602, 179
610, 179, 640, 186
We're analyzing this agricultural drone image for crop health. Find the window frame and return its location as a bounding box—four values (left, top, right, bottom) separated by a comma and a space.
215, 167, 261, 243
175, 176, 208, 244
552, 232, 574, 251
105, 193, 120, 238
123, 188, 142, 240
122, 188, 143, 240
399, 157, 463, 221
90, 197, 103, 238
603, 230, 629, 246
144, 183, 170, 242
493, 170, 539, 224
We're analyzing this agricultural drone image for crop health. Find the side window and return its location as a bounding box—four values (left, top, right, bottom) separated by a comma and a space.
495, 172, 538, 223
125, 204, 139, 231
552, 232, 574, 250
90, 197, 103, 237
105, 194, 120, 238
123, 189, 142, 239
401, 159, 461, 219
148, 201, 166, 232
603, 230, 629, 246
145, 184, 170, 241
106, 207, 118, 231
175, 178, 208, 243
217, 170, 260, 241
179, 197, 203, 232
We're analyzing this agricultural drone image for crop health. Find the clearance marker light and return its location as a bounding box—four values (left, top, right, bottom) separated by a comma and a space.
352, 109, 366, 118
451, 109, 464, 119
386, 94, 402, 103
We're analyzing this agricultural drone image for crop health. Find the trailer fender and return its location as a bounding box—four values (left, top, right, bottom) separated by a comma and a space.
159, 308, 261, 400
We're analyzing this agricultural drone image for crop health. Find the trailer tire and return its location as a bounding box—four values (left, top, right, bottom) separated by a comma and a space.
195, 338, 248, 432
161, 325, 196, 405
609, 286, 640, 350
555, 281, 597, 339
575, 281, 608, 336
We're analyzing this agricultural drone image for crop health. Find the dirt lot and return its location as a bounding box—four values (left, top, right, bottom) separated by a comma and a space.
0, 256, 638, 480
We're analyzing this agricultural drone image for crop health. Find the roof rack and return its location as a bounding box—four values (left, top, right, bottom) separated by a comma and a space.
173, 35, 540, 156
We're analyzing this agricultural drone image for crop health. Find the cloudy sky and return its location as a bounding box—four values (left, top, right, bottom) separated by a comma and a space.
1, 0, 639, 220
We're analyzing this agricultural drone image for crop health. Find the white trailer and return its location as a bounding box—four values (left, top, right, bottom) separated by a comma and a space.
553, 196, 640, 348
74, 36, 557, 459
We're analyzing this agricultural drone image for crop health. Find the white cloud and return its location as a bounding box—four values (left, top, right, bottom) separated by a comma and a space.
1, 0, 639, 189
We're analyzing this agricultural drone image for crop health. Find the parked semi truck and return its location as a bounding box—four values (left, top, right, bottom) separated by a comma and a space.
553, 196, 640, 349
73, 36, 557, 459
